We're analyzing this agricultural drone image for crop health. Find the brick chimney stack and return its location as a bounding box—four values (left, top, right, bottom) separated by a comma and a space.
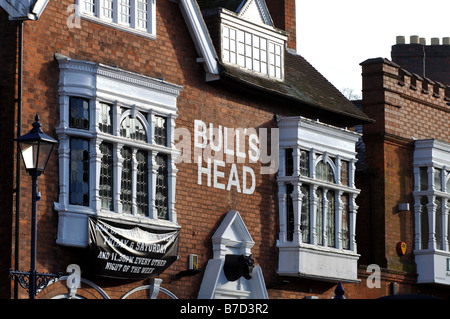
392, 35, 450, 86
266, 0, 296, 50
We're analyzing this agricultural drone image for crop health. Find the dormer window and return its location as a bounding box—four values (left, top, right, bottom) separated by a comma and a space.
76, 0, 156, 38
219, 7, 287, 80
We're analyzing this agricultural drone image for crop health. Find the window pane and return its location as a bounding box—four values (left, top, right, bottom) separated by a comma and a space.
120, 116, 147, 141
83, 0, 95, 14
435, 197, 443, 250
136, 0, 148, 29
136, 150, 149, 216
285, 148, 293, 176
301, 185, 310, 243
300, 150, 309, 177
316, 161, 334, 183
341, 160, 349, 186
326, 190, 335, 247
341, 194, 350, 249
316, 188, 323, 245
420, 167, 428, 190
434, 168, 442, 191
420, 196, 429, 249
70, 97, 89, 130
121, 147, 132, 214
102, 0, 113, 19
119, 0, 131, 24
99, 102, 112, 134
70, 138, 90, 206
286, 183, 294, 242
100, 142, 113, 210
154, 116, 167, 146
155, 154, 169, 220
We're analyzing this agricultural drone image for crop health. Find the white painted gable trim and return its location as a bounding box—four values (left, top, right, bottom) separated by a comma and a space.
198, 211, 268, 299
178, 0, 220, 81
237, 0, 273, 26
0, 0, 49, 20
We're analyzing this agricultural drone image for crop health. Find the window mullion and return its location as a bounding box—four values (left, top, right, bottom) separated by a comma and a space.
131, 148, 138, 215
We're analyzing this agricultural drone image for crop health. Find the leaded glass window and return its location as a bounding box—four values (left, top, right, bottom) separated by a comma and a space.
435, 197, 443, 250
420, 196, 429, 250
286, 183, 294, 241
70, 138, 90, 206
136, 150, 148, 216
285, 148, 293, 176
121, 147, 132, 214
99, 103, 112, 134
299, 150, 309, 177
326, 190, 335, 247
120, 116, 147, 141
420, 167, 428, 190
154, 115, 167, 146
341, 194, 350, 250
316, 188, 324, 246
435, 168, 442, 191
316, 161, 334, 183
341, 160, 349, 186
70, 97, 89, 130
100, 142, 113, 210
300, 185, 310, 243
155, 154, 168, 220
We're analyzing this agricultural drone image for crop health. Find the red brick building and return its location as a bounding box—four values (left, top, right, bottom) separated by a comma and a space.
356, 38, 450, 298
1, 0, 448, 301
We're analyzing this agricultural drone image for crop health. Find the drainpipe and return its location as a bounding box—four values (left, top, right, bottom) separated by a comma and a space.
13, 19, 24, 300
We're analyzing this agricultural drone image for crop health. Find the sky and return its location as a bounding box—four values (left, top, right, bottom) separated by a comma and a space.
296, 0, 450, 99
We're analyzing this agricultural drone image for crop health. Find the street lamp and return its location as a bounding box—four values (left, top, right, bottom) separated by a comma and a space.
10, 114, 59, 299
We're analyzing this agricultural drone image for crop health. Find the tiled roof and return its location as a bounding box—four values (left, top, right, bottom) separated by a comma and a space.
220, 49, 373, 124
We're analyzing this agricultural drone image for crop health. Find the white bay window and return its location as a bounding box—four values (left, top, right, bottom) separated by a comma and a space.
55, 54, 182, 247
277, 116, 360, 282
413, 139, 450, 286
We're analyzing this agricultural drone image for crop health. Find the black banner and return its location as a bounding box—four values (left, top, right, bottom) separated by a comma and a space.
88, 217, 180, 280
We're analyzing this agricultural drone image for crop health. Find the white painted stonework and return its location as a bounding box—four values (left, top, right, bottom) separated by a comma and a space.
198, 211, 268, 299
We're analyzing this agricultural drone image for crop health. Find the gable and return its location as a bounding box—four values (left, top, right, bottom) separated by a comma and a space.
237, 0, 273, 26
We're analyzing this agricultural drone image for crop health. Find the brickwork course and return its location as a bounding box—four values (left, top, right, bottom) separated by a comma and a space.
0, 1, 450, 300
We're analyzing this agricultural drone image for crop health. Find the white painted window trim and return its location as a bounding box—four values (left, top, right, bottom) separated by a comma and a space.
76, 0, 156, 39
55, 54, 182, 247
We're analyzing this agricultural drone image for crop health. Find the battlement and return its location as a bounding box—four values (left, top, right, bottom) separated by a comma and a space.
361, 57, 450, 105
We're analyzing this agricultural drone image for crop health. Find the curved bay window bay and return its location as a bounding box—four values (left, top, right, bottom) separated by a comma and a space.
55, 55, 182, 247
277, 117, 361, 282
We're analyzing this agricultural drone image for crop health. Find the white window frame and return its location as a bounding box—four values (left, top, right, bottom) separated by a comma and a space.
276, 116, 361, 282
220, 9, 286, 80
413, 139, 450, 285
55, 54, 182, 247
76, 0, 156, 38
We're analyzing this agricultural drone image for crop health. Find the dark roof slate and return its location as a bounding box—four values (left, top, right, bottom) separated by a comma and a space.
220, 48, 373, 123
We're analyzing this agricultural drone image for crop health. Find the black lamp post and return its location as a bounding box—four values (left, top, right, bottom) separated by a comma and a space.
9, 114, 60, 299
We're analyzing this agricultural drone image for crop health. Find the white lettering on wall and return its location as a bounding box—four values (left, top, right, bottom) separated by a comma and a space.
189, 120, 278, 195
